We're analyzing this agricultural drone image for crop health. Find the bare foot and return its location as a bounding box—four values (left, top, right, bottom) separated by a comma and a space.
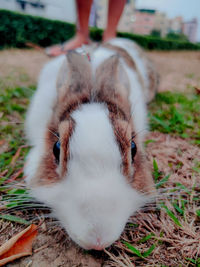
102, 31, 116, 43
45, 33, 90, 57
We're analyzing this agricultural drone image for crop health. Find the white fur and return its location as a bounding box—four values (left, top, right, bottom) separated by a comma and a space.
25, 39, 151, 250
121, 62, 148, 143
29, 103, 147, 249
25, 55, 66, 184
25, 55, 66, 145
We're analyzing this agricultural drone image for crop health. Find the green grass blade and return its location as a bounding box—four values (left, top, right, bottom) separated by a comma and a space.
186, 258, 196, 264
123, 242, 143, 258
150, 115, 171, 132
161, 204, 182, 227
138, 233, 155, 243
175, 183, 191, 195
0, 214, 31, 225
156, 174, 170, 188
153, 158, 160, 182
142, 244, 156, 258
153, 158, 159, 173
144, 139, 156, 147
7, 188, 27, 195
173, 203, 184, 215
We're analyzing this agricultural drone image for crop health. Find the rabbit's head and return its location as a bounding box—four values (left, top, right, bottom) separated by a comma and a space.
25, 52, 154, 250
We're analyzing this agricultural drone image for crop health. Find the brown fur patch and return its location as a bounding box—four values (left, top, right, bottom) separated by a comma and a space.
56, 58, 68, 89
59, 93, 90, 122
132, 151, 155, 195
31, 127, 59, 187
94, 55, 131, 121
32, 49, 155, 194
103, 43, 146, 95
58, 119, 75, 177
94, 53, 155, 194
56, 51, 92, 121
103, 43, 158, 104
103, 43, 137, 70
31, 118, 75, 187
111, 117, 133, 179
32, 52, 92, 186
94, 55, 135, 181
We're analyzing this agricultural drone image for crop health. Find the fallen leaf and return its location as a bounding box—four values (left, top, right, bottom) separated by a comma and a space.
0, 224, 38, 266
194, 86, 200, 95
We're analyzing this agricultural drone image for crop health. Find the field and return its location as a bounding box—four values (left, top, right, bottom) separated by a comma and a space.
0, 49, 200, 267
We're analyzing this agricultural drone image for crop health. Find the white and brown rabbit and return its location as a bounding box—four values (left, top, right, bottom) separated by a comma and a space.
25, 38, 158, 250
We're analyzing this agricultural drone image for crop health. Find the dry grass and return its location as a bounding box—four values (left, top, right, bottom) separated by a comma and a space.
104, 133, 200, 267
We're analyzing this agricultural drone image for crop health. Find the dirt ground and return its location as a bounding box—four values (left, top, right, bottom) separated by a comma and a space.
1, 49, 200, 92
0, 48, 200, 267
147, 50, 200, 92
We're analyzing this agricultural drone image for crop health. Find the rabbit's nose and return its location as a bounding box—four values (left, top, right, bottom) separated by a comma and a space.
89, 237, 105, 250
91, 245, 104, 250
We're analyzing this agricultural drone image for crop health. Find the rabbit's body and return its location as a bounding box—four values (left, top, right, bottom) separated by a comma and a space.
25, 38, 157, 250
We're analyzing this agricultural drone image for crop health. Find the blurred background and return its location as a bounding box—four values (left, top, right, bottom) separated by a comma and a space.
0, 0, 199, 43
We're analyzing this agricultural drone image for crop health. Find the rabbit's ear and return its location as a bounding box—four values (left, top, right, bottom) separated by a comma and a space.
56, 51, 92, 121
57, 51, 92, 102
95, 54, 119, 84
66, 51, 92, 93
94, 55, 131, 121
95, 55, 130, 99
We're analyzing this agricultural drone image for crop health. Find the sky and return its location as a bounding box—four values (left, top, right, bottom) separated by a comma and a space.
136, 0, 200, 41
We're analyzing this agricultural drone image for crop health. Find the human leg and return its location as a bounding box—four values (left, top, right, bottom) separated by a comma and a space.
46, 0, 93, 57
103, 0, 126, 42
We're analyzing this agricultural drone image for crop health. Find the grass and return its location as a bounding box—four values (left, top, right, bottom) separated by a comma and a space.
0, 75, 200, 265
106, 90, 200, 266
0, 85, 34, 212
110, 178, 200, 266
149, 91, 200, 145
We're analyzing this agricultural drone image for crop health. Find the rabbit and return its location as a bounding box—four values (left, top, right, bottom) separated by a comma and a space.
24, 38, 158, 250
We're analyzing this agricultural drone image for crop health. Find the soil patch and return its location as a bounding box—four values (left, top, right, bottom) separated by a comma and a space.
1, 48, 200, 93
147, 50, 200, 93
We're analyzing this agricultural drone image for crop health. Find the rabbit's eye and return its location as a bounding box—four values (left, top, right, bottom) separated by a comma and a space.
131, 141, 137, 161
53, 141, 60, 163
